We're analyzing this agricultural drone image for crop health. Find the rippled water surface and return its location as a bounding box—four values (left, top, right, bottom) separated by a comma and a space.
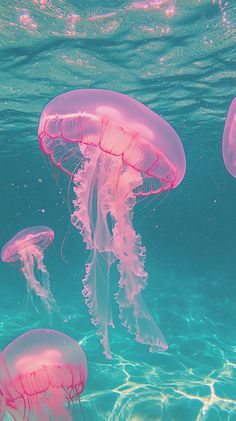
0, 1, 236, 420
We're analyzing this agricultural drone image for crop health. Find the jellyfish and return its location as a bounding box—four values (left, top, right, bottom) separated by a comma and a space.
222, 97, 236, 177
1, 226, 56, 312
0, 328, 87, 421
38, 89, 186, 358
0, 382, 5, 421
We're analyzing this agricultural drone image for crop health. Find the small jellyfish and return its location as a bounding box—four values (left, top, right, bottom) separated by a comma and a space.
0, 328, 87, 421
1, 226, 56, 312
222, 97, 236, 177
38, 89, 186, 358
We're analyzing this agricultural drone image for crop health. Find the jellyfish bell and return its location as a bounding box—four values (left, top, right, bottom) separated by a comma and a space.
38, 89, 186, 358
0, 329, 87, 421
1, 226, 56, 312
39, 89, 185, 190
1, 226, 54, 263
222, 97, 236, 178
96, 105, 123, 121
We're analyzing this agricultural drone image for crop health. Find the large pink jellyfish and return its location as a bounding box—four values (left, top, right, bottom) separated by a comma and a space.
222, 97, 236, 177
38, 89, 186, 358
1, 226, 56, 312
0, 328, 87, 421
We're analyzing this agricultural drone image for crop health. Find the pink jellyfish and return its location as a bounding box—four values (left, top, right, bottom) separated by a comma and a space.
1, 226, 56, 312
38, 89, 186, 358
222, 97, 236, 177
0, 385, 5, 421
0, 328, 87, 421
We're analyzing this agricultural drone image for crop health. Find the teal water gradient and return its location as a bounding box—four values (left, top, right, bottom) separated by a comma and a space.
0, 1, 236, 420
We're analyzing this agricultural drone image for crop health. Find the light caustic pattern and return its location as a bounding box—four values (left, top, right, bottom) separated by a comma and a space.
38, 89, 186, 358
11, 0, 231, 38
0, 329, 87, 421
3, 0, 176, 37
79, 304, 236, 421
102, 356, 236, 421
1, 226, 56, 312
222, 97, 236, 178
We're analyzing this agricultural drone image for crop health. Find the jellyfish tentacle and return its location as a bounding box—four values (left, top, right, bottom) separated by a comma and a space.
40, 271, 56, 313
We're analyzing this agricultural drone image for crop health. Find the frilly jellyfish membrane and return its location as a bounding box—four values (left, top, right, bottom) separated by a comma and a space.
1, 226, 56, 313
38, 89, 186, 358
0, 329, 87, 421
222, 97, 236, 177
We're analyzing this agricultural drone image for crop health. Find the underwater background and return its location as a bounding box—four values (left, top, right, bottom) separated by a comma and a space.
0, 0, 236, 420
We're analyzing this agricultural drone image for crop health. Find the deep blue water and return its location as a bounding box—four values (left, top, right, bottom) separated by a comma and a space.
0, 1, 236, 420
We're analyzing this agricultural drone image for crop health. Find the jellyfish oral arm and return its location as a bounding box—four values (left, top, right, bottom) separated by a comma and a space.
82, 252, 114, 359
71, 149, 167, 356
19, 247, 48, 298
110, 164, 168, 351
18, 245, 55, 312
71, 153, 115, 359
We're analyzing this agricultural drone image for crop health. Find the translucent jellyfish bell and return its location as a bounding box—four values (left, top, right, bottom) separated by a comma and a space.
39, 89, 185, 191
1, 226, 56, 312
38, 89, 186, 358
0, 329, 87, 421
222, 97, 236, 177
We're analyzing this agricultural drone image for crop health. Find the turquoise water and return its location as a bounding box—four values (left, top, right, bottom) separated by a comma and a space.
0, 0, 236, 419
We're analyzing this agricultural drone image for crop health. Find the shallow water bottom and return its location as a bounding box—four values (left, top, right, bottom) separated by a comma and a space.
1, 266, 236, 421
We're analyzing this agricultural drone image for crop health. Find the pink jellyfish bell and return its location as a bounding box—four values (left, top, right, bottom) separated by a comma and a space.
222, 97, 236, 177
0, 329, 87, 421
1, 226, 56, 312
38, 89, 186, 358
